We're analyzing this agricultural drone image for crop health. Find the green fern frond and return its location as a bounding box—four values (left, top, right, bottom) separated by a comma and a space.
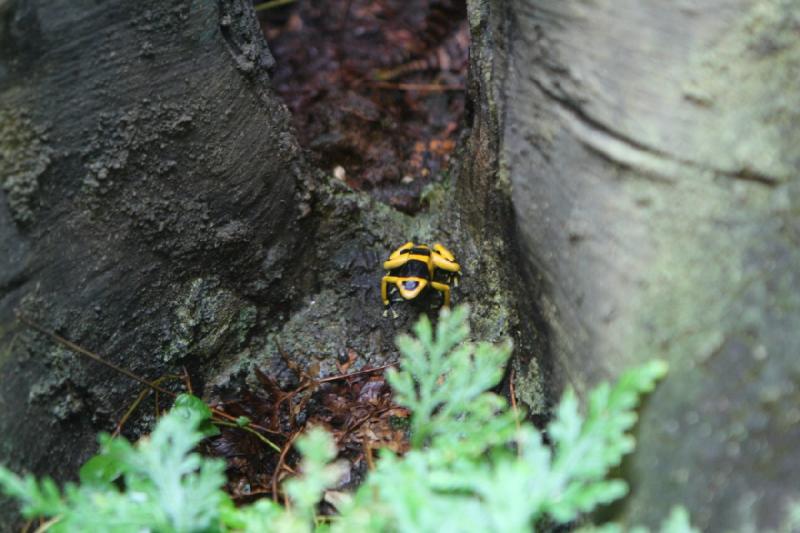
0, 307, 690, 533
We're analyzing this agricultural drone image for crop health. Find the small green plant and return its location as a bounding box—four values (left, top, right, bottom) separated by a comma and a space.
0, 306, 694, 532
330, 307, 681, 532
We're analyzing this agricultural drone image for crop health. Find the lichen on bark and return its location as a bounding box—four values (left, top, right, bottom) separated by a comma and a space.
0, 107, 52, 224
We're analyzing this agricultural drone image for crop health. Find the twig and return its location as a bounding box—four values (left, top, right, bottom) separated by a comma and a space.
18, 315, 175, 397
317, 363, 396, 383
214, 420, 282, 454
275, 343, 394, 384
509, 367, 522, 457
337, 405, 403, 445
254, 0, 296, 12
232, 488, 274, 501
33, 516, 62, 533
113, 387, 151, 438
215, 411, 276, 435
267, 363, 396, 430
272, 431, 300, 503
182, 365, 193, 395
363, 441, 375, 471
368, 81, 464, 92
18, 315, 279, 436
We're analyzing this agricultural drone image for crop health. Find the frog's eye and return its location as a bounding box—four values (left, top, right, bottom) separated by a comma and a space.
402, 280, 419, 291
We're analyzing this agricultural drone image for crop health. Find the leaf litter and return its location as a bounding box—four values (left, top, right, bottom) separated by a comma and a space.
258, 0, 468, 213
204, 347, 409, 505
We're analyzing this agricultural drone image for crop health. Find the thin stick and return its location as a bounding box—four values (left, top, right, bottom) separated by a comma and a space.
33, 517, 62, 533
337, 406, 399, 445
267, 362, 395, 426
317, 363, 395, 383
182, 365, 194, 395
113, 387, 151, 437
18, 315, 279, 435
254, 0, 296, 12
232, 488, 274, 501
272, 431, 300, 503
363, 441, 375, 471
111, 374, 180, 438
214, 420, 282, 454
368, 81, 464, 92
509, 368, 522, 457
18, 315, 176, 398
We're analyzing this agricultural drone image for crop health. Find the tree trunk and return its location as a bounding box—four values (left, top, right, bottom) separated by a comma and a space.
0, 0, 310, 484
0, 1, 533, 526
5, 0, 797, 530
467, 0, 800, 529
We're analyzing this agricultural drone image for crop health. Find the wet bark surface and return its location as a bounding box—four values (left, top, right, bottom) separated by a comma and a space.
0, 0, 306, 504
0, 0, 533, 525
3, 0, 797, 530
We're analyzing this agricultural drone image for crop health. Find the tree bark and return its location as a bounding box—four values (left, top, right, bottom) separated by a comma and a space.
0, 0, 307, 503
468, 0, 800, 529
6, 0, 796, 530
0, 2, 534, 526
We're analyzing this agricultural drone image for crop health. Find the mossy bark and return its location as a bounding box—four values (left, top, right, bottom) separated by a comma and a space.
0, 0, 307, 520
470, 0, 800, 529
5, 0, 796, 530
0, 1, 532, 526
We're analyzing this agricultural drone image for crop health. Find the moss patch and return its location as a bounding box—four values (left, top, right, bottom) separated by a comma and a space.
163, 277, 257, 364
0, 107, 52, 224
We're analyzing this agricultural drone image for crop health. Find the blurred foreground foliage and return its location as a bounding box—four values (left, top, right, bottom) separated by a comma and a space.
0, 306, 695, 532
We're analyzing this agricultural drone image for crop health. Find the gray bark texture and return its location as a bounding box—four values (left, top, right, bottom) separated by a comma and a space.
466, 0, 800, 530
0, 0, 305, 489
2, 0, 799, 530
0, 0, 531, 525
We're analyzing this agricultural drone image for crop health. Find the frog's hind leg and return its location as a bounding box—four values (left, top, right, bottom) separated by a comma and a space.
430, 281, 451, 308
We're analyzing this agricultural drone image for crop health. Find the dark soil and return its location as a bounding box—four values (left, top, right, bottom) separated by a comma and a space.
257, 0, 468, 213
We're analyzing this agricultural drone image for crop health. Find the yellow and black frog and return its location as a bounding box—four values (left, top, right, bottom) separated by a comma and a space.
381, 242, 461, 312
